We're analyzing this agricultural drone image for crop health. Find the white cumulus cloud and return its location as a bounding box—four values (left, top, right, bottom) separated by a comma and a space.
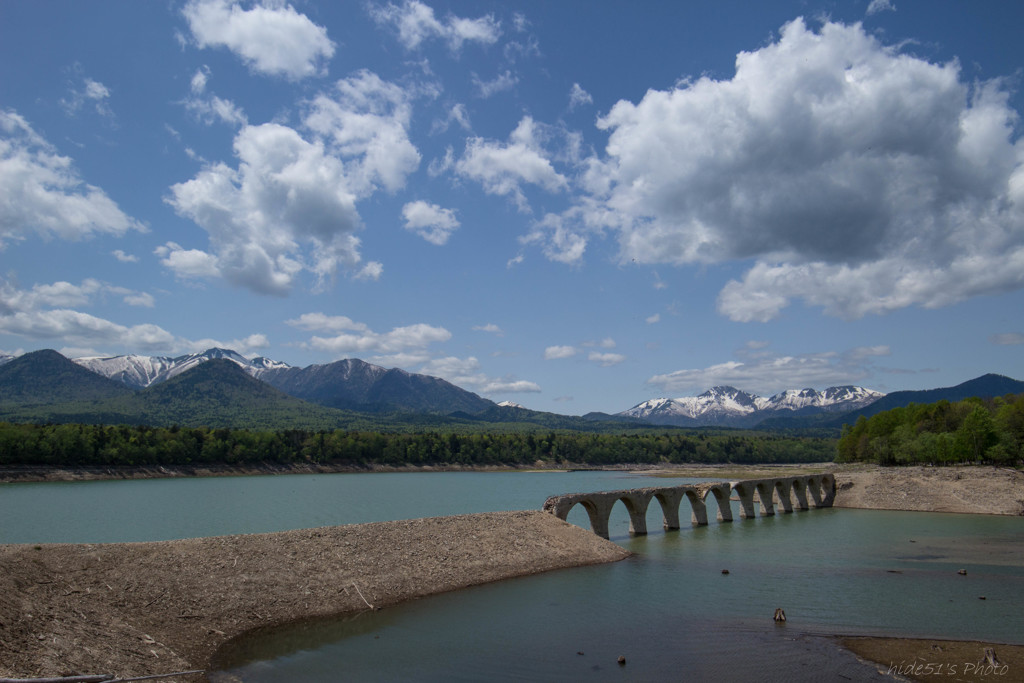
288, 312, 451, 355
991, 333, 1024, 346
60, 69, 114, 119
472, 70, 517, 98
183, 66, 247, 126
0, 110, 145, 247
182, 0, 335, 79
368, 0, 500, 52
401, 200, 459, 245
533, 18, 1024, 321
167, 71, 418, 295
0, 277, 174, 352
647, 344, 892, 395
456, 116, 568, 212
589, 352, 625, 367
544, 345, 576, 360
419, 355, 540, 395
568, 82, 592, 110
167, 123, 357, 295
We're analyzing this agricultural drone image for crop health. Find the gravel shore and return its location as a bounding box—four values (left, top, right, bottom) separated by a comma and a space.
0, 511, 628, 681
833, 464, 1024, 515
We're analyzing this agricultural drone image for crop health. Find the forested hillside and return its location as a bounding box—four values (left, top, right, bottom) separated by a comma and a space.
0, 423, 833, 469
835, 394, 1024, 465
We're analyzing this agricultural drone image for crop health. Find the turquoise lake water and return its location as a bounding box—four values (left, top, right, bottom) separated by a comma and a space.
2, 470, 1021, 681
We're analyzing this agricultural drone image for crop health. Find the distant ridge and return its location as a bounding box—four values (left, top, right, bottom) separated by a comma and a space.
0, 355, 360, 429
75, 348, 494, 416
258, 359, 494, 414
0, 349, 134, 406
756, 373, 1024, 431
136, 358, 306, 412
830, 373, 1024, 425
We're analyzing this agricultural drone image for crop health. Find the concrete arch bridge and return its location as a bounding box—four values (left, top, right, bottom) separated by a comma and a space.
542, 474, 836, 539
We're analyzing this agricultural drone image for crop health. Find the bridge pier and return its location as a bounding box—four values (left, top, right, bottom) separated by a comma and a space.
682, 489, 707, 525
774, 481, 794, 513
707, 485, 733, 522
731, 481, 759, 519
808, 473, 837, 508
653, 489, 686, 530
755, 481, 776, 516
622, 492, 651, 536
791, 479, 810, 510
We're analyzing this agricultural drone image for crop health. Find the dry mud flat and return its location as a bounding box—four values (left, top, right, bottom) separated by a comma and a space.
833, 464, 1024, 515
0, 511, 628, 681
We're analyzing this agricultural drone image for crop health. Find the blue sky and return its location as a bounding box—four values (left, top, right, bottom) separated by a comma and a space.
2, 0, 1023, 415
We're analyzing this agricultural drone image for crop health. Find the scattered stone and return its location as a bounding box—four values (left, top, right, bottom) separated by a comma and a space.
721, 569, 729, 575
617, 656, 626, 666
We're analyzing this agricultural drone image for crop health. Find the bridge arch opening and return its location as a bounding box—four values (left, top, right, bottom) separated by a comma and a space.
562, 500, 607, 538
615, 495, 652, 536
703, 485, 734, 523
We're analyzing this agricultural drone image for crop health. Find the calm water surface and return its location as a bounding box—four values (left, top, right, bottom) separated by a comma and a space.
3, 471, 1021, 681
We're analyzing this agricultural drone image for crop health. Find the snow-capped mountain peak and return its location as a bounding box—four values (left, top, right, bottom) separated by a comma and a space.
73, 348, 291, 388
620, 384, 884, 427
74, 353, 176, 389
249, 356, 291, 371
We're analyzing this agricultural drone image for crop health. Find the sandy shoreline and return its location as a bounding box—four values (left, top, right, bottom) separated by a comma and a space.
2, 464, 1021, 681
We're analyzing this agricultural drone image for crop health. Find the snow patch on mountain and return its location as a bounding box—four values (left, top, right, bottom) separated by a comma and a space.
620, 385, 884, 427
74, 348, 292, 388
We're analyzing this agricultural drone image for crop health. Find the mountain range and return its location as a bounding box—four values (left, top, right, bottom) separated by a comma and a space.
70, 347, 494, 415
618, 385, 885, 428
1, 348, 1022, 431
0, 349, 623, 432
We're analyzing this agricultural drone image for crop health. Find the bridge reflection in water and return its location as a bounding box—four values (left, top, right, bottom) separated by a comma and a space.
542, 474, 836, 539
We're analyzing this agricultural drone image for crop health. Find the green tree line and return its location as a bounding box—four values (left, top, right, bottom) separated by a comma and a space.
836, 394, 1024, 466
0, 422, 834, 468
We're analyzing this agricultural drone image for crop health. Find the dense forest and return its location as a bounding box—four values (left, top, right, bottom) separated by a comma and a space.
835, 394, 1024, 465
0, 422, 833, 468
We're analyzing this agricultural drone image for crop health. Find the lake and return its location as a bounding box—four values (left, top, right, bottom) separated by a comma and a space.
2, 470, 1021, 681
